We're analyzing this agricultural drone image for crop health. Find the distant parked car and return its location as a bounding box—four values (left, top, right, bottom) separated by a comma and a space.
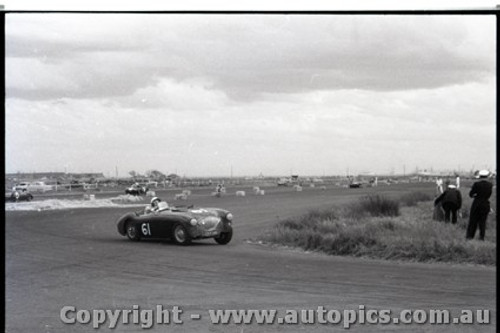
13, 182, 30, 191
29, 181, 53, 192
14, 181, 52, 193
277, 178, 290, 186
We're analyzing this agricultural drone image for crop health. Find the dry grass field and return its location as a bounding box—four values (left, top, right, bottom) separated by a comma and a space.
259, 189, 496, 266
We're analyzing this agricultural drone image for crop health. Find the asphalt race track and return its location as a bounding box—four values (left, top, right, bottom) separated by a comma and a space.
5, 184, 496, 332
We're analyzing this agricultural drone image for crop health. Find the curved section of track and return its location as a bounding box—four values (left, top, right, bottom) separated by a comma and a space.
6, 184, 495, 332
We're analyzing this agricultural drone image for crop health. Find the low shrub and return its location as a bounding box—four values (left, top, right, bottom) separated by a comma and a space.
258, 194, 496, 265
400, 191, 433, 206
280, 208, 338, 231
354, 195, 400, 217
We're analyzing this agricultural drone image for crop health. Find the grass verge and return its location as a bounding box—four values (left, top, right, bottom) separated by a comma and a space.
257, 192, 496, 265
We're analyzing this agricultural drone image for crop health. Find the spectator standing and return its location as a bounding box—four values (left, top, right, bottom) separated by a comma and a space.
436, 178, 444, 195
466, 170, 493, 240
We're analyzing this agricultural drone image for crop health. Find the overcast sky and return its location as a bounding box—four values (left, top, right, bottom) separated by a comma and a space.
5, 13, 496, 177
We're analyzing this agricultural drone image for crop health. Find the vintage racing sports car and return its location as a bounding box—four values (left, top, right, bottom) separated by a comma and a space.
125, 184, 149, 195
116, 202, 234, 245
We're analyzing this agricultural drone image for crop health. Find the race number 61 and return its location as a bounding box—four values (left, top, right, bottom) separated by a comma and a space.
141, 223, 151, 236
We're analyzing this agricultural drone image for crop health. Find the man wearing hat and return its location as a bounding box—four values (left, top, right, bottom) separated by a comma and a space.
434, 182, 462, 224
144, 196, 169, 214
466, 170, 493, 240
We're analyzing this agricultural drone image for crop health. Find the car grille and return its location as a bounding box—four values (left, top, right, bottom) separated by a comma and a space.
198, 216, 221, 230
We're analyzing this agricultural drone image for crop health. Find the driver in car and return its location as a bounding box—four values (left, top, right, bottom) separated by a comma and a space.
145, 197, 169, 214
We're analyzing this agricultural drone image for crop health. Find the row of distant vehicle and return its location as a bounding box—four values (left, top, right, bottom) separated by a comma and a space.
12, 182, 53, 193
277, 176, 368, 188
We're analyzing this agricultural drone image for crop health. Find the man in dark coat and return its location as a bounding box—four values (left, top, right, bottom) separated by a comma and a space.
434, 184, 462, 224
466, 170, 493, 240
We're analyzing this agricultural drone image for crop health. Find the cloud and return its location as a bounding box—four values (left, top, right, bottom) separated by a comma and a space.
5, 71, 496, 176
117, 77, 230, 110
5, 14, 496, 103
5, 13, 496, 176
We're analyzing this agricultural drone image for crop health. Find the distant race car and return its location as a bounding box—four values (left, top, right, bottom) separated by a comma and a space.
116, 203, 234, 245
6, 190, 34, 202
125, 184, 149, 195
349, 182, 362, 188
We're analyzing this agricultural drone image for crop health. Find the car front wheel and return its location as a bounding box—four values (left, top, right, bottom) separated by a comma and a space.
214, 227, 233, 245
172, 224, 191, 245
126, 222, 141, 241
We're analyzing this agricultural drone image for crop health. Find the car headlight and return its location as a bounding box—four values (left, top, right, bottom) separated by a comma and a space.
226, 213, 233, 221
190, 218, 198, 226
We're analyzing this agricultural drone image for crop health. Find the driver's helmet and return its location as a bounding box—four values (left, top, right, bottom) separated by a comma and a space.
151, 197, 161, 206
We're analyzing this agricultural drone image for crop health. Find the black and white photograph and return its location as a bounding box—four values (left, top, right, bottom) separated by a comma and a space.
4, 2, 497, 332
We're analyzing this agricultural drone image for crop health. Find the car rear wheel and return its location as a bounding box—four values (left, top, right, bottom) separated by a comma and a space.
172, 224, 191, 245
126, 222, 141, 241
214, 226, 233, 245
